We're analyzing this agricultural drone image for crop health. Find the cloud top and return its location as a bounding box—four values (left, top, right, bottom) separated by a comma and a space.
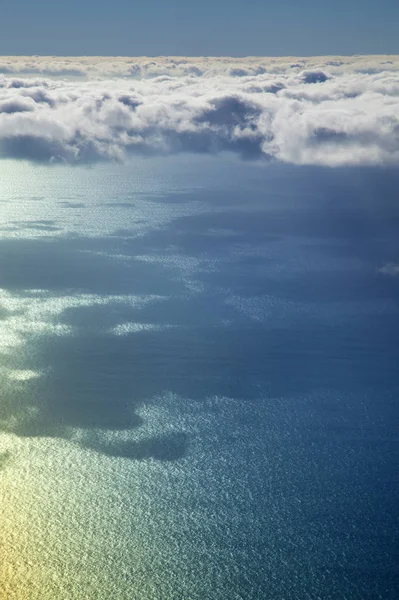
0, 55, 398, 166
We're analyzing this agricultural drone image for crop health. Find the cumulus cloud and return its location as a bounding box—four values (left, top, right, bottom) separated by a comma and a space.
0, 55, 398, 166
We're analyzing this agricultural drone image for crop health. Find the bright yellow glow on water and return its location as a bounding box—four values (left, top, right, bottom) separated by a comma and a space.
1, 434, 145, 599
0, 430, 191, 599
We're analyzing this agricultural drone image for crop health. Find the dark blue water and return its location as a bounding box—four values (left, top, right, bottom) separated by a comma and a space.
0, 157, 398, 599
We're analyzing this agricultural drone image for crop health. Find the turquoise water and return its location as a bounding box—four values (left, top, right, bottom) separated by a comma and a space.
0, 157, 398, 599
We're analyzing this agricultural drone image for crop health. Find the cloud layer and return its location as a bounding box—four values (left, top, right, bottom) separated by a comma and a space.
0, 55, 399, 166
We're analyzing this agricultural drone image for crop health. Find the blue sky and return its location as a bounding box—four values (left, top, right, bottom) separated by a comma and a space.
0, 0, 398, 56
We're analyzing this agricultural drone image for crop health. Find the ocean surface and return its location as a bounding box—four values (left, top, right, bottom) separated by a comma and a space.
0, 155, 398, 599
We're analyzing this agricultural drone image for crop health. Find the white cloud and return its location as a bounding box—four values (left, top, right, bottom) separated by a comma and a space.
379, 263, 399, 276
0, 56, 398, 166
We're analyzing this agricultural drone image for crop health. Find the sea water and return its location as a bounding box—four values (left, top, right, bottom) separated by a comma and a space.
0, 156, 398, 599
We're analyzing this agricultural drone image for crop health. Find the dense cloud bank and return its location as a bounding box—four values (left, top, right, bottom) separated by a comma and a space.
0, 56, 399, 165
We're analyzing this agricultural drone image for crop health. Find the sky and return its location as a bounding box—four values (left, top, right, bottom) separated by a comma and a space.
0, 0, 398, 56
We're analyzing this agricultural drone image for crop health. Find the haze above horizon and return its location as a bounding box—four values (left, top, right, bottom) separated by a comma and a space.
0, 0, 398, 57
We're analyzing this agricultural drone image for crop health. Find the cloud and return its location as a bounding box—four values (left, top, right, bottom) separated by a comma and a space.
0, 56, 398, 166
0, 97, 35, 113
0, 55, 398, 79
379, 263, 399, 276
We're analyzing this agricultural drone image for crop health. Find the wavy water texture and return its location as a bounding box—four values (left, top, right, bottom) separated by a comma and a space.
0, 55, 398, 165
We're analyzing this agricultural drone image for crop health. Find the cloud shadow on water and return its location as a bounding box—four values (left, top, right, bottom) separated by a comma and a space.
84, 431, 189, 461
0, 166, 398, 461
0, 451, 11, 470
